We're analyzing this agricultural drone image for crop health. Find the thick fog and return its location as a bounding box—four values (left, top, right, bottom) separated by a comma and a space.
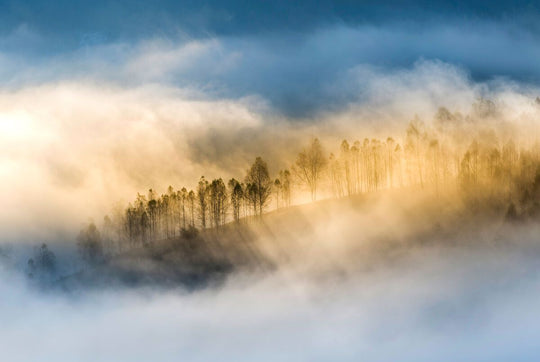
2, 2, 540, 360
2, 43, 540, 362
2, 191, 540, 361
1, 59, 540, 242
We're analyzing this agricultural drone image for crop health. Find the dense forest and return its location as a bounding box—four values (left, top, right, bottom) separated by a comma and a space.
26, 98, 540, 285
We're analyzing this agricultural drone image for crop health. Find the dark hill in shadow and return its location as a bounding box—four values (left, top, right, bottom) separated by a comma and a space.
53, 186, 536, 293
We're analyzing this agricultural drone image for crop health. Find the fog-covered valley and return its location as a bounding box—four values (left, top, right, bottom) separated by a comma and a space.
4, 1, 540, 359
3, 186, 540, 361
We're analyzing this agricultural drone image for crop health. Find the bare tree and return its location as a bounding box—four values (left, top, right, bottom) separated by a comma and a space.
340, 140, 353, 196
329, 152, 344, 198
279, 169, 292, 207
187, 190, 196, 227
147, 189, 158, 240
179, 187, 188, 230
245, 182, 258, 216
293, 138, 327, 201
406, 117, 427, 187
197, 176, 209, 228
274, 178, 282, 209
245, 157, 272, 216
228, 178, 243, 222
351, 141, 360, 193
209, 178, 228, 227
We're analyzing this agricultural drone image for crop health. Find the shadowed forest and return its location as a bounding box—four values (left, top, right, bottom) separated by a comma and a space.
20, 97, 540, 291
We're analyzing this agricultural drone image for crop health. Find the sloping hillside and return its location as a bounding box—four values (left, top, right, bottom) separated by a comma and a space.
56, 187, 519, 291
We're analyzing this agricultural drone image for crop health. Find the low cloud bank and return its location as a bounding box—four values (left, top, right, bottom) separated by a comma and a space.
2, 223, 540, 361
1, 59, 540, 243
2, 171, 540, 361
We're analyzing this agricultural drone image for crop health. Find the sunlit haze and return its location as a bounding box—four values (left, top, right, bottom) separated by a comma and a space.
2, 1, 540, 361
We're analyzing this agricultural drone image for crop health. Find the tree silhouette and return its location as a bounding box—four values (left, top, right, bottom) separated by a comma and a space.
209, 178, 228, 227
340, 140, 353, 196
27, 243, 56, 282
197, 176, 209, 228
228, 178, 243, 222
274, 178, 282, 209
179, 187, 188, 230
294, 138, 327, 201
88, 99, 540, 256
77, 223, 103, 265
406, 117, 427, 188
279, 169, 292, 207
187, 190, 196, 228
245, 157, 272, 216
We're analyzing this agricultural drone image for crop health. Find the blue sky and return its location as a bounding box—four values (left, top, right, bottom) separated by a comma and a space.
1, 0, 538, 40
0, 0, 539, 117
